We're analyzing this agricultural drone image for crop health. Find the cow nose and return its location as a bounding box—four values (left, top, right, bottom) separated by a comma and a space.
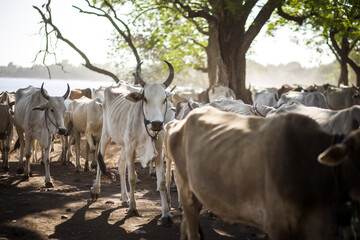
58, 127, 68, 136
151, 121, 163, 131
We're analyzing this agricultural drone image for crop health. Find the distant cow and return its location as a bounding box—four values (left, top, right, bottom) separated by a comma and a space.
68, 96, 103, 172
168, 106, 360, 240
69, 88, 92, 100
277, 90, 329, 109
14, 83, 69, 187
267, 102, 360, 135
324, 85, 360, 110
208, 84, 236, 102
277, 84, 305, 98
253, 90, 278, 108
0, 92, 15, 171
91, 61, 175, 222
209, 97, 274, 117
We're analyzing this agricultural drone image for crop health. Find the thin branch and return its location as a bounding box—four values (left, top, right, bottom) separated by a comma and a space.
276, 6, 316, 25
33, 2, 120, 83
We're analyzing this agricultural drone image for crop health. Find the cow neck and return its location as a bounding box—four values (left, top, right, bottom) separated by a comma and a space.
44, 109, 59, 133
330, 133, 353, 229
141, 90, 168, 141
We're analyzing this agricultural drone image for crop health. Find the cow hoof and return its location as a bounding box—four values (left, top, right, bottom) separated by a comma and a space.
2, 166, 9, 172
84, 167, 89, 172
29, 171, 33, 177
41, 161, 44, 166
45, 182, 53, 188
17, 168, 24, 174
159, 215, 173, 227
90, 192, 99, 200
127, 208, 140, 217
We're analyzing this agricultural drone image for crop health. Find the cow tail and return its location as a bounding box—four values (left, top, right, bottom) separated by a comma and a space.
97, 152, 115, 181
10, 137, 20, 153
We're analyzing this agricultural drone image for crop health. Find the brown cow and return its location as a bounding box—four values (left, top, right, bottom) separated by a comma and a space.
168, 106, 360, 240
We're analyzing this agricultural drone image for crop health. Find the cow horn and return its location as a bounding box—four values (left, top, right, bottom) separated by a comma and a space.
63, 83, 70, 99
136, 61, 146, 87
163, 60, 174, 88
41, 83, 50, 100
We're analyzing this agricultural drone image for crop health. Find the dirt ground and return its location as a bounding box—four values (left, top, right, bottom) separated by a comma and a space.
0, 137, 269, 240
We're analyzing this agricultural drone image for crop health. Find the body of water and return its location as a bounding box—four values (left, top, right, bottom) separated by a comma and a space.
0, 77, 116, 96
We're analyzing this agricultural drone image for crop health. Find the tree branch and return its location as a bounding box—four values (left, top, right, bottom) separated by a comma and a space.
276, 6, 314, 25
243, 0, 282, 52
33, 1, 120, 83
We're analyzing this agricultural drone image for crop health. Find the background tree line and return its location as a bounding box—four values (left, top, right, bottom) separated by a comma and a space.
31, 0, 360, 102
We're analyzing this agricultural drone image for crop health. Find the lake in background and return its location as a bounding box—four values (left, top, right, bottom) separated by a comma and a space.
0, 77, 116, 96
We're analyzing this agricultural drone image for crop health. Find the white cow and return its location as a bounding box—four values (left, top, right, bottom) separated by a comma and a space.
68, 96, 103, 172
267, 102, 360, 135
91, 61, 174, 223
253, 90, 278, 107
209, 97, 275, 117
324, 85, 360, 110
208, 84, 236, 102
14, 83, 70, 187
277, 91, 329, 109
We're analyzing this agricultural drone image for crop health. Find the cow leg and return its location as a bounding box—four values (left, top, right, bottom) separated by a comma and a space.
176, 169, 202, 240
15, 126, 25, 174
164, 153, 172, 208
43, 143, 53, 188
1, 141, 10, 171
154, 135, 172, 224
74, 130, 81, 173
65, 135, 71, 165
125, 149, 138, 216
91, 142, 98, 169
118, 149, 129, 204
23, 135, 33, 180
85, 131, 97, 169
90, 131, 111, 200
2, 128, 13, 171
84, 142, 90, 172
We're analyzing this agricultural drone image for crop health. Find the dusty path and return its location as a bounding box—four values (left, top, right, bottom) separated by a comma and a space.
0, 137, 269, 240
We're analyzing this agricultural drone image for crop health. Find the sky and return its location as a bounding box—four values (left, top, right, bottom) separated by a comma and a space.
0, 0, 335, 69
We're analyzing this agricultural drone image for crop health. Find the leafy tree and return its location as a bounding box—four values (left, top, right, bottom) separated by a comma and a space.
107, 0, 283, 103
275, 0, 360, 86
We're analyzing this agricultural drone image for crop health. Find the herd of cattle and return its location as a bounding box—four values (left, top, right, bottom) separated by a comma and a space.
1, 61, 360, 239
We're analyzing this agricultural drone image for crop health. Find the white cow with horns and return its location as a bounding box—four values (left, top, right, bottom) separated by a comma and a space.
91, 61, 174, 223
14, 83, 70, 188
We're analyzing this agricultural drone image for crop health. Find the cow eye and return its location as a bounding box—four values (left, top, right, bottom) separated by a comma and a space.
144, 98, 148, 103
50, 109, 54, 113
163, 99, 166, 104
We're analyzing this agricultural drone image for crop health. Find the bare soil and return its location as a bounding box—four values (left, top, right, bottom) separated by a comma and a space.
0, 137, 269, 240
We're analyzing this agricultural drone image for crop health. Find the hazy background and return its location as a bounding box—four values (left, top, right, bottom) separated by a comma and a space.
0, 0, 350, 90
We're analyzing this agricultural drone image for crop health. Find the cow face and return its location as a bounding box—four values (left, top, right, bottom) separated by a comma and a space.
32, 83, 70, 135
318, 129, 360, 200
126, 61, 174, 132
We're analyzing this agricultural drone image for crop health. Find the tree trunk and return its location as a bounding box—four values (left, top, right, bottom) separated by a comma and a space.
338, 59, 349, 86
213, 0, 279, 103
206, 23, 218, 87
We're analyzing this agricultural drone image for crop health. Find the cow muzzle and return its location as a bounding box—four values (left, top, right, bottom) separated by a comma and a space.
58, 127, 68, 136
150, 121, 164, 131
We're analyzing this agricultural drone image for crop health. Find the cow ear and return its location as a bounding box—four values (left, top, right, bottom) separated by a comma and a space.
165, 91, 174, 98
125, 92, 143, 102
318, 144, 348, 166
32, 103, 48, 111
